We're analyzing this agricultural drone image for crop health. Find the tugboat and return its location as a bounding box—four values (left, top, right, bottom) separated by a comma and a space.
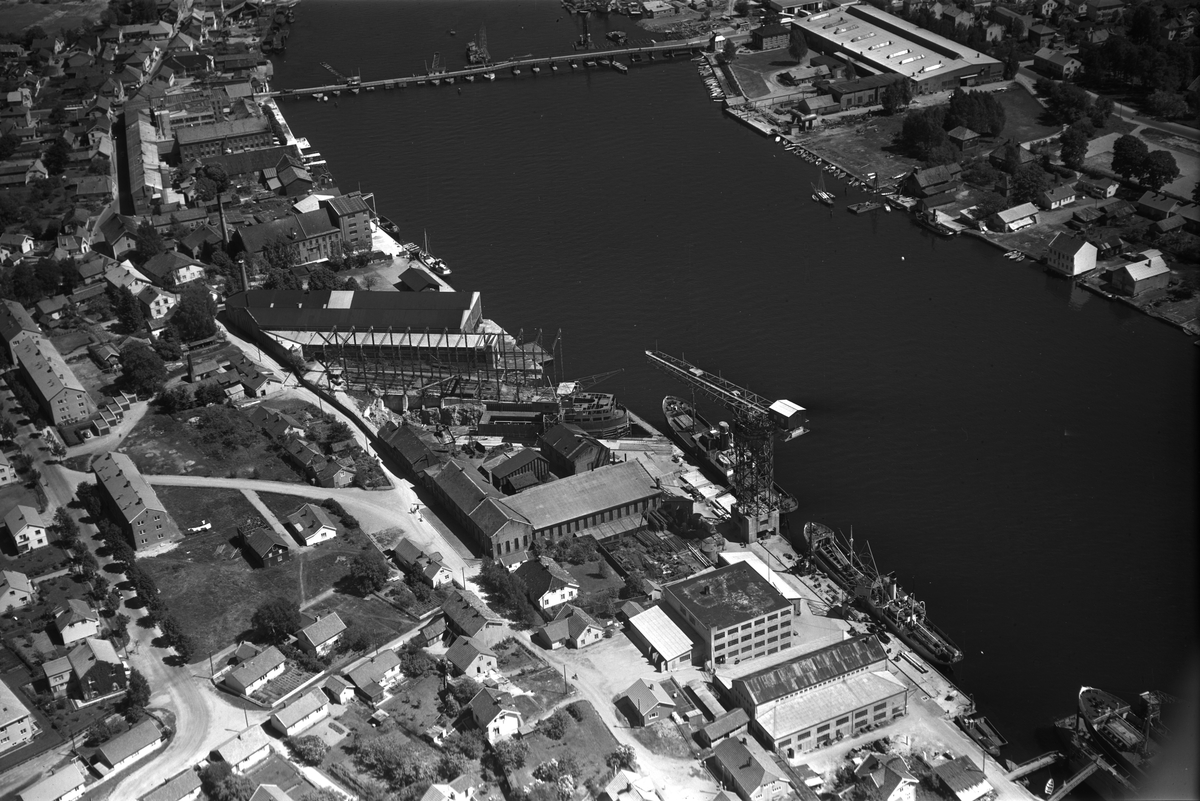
662, 396, 799, 514
801, 522, 965, 667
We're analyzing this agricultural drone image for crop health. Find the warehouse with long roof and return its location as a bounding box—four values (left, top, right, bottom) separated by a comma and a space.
794, 5, 1002, 94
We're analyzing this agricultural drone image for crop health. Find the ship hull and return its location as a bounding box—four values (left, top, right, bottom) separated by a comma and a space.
661, 396, 797, 513
1053, 714, 1140, 800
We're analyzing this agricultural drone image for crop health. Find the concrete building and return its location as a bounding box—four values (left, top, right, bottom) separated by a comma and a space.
1045, 233, 1097, 277
626, 605, 694, 671
617, 678, 676, 726
663, 562, 794, 665
320, 192, 373, 250
445, 635, 497, 677
233, 209, 341, 267
269, 689, 329, 736
711, 736, 791, 801
224, 646, 286, 696
5, 505, 50, 553
752, 24, 791, 50
0, 299, 41, 362
94, 719, 163, 772
794, 5, 1002, 94
92, 452, 182, 550
13, 338, 94, 426
286, 503, 337, 546
296, 612, 346, 657
0, 678, 36, 755
176, 116, 274, 159
0, 569, 34, 611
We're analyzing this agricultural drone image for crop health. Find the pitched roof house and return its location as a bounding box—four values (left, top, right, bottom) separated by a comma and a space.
296, 612, 346, 657
92, 451, 182, 550
94, 719, 163, 771
285, 503, 337, 546
513, 556, 580, 612
346, 649, 403, 704
5, 505, 50, 554
0, 570, 35, 611
445, 635, 497, 677
533, 604, 604, 650
224, 646, 286, 696
13, 337, 94, 426
711, 736, 792, 801
268, 689, 330, 737
67, 637, 127, 700
469, 687, 522, 743
55, 599, 100, 645
618, 678, 676, 726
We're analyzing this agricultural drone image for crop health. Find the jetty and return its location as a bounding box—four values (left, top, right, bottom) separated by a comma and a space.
257, 37, 709, 98
1003, 751, 1063, 780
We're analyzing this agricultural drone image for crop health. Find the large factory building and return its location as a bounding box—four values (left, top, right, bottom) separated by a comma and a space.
793, 5, 1002, 94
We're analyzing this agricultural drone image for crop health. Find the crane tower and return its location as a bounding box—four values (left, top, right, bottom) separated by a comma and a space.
646, 350, 808, 541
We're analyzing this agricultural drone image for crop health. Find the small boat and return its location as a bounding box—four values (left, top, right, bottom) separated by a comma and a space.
483, 72, 496, 81
1044, 778, 1054, 797
445, 76, 455, 84
569, 61, 578, 69
511, 66, 521, 75
349, 87, 360, 94
531, 64, 541, 73
847, 201, 883, 214
449, 29, 456, 35
550, 62, 559, 71
430, 78, 441, 85
812, 172, 835, 206
611, 60, 628, 74
883, 204, 892, 213
464, 74, 475, 82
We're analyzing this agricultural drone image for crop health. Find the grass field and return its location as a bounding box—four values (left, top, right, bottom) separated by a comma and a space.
515, 700, 619, 796
992, 86, 1060, 143
120, 408, 303, 482
564, 559, 623, 614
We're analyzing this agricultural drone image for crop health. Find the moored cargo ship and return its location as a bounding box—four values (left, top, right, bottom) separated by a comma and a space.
801, 521, 964, 667
662, 395, 798, 513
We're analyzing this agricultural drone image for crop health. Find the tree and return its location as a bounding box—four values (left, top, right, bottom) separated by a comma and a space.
194, 164, 230, 204
349, 550, 390, 595
288, 734, 330, 766
170, 283, 218, 342
134, 220, 165, 263
153, 329, 182, 361
43, 138, 70, 175
251, 596, 300, 643
734, 0, 750, 14
307, 266, 341, 291
493, 739, 528, 771
298, 791, 345, 801
1142, 150, 1180, 191
607, 744, 637, 772
125, 668, 151, 716
788, 35, 807, 63
200, 763, 254, 801
880, 79, 913, 114
112, 285, 145, 333
1146, 91, 1187, 120
543, 710, 569, 740
120, 341, 167, 396
1059, 127, 1088, 170
722, 38, 738, 63
193, 382, 225, 407
158, 384, 193, 413
1111, 134, 1149, 181
1011, 165, 1051, 204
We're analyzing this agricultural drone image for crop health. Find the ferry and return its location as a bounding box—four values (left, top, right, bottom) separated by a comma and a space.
558, 391, 631, 438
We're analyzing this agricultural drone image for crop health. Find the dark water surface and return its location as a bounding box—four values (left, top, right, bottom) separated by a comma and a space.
271, 0, 1198, 766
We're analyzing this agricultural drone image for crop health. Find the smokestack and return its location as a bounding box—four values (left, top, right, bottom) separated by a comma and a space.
239, 258, 250, 293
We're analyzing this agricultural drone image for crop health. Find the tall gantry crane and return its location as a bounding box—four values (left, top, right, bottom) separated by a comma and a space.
646, 350, 808, 541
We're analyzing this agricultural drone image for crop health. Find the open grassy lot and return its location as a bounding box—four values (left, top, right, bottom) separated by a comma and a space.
514, 700, 620, 798
156, 486, 264, 536
303, 592, 412, 642
510, 665, 577, 719
630, 719, 697, 759
255, 490, 331, 527
380, 673, 443, 733
120, 407, 303, 482
992, 85, 1059, 143
563, 559, 623, 619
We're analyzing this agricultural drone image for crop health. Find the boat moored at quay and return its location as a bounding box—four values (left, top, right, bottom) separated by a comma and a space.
801, 521, 964, 668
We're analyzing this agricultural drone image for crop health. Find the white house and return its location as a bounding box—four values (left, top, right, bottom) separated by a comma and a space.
94, 719, 163, 772
213, 726, 272, 774
1039, 183, 1077, 211
469, 687, 522, 744
224, 646, 286, 696
296, 612, 346, 657
445, 635, 497, 677
16, 761, 87, 801
5, 505, 50, 553
514, 557, 579, 612
0, 569, 34, 611
55, 600, 100, 645
0, 680, 35, 756
1045, 233, 1098, 277
285, 503, 337, 546
0, 452, 16, 487
137, 286, 177, 320
269, 689, 329, 737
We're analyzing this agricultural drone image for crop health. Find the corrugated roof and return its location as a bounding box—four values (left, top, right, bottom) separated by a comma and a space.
703, 707, 749, 741
324, 192, 370, 217
754, 670, 906, 739
175, 115, 270, 145
933, 756, 991, 795
628, 606, 693, 661
995, 202, 1039, 223
504, 460, 658, 531
734, 635, 888, 706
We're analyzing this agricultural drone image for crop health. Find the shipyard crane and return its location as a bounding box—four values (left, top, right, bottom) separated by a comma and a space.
555, 368, 623, 397
646, 350, 807, 541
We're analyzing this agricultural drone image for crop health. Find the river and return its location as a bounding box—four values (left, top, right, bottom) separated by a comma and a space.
267, 0, 1198, 774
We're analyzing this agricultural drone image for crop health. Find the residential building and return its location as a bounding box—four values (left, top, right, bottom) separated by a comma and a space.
296, 612, 346, 657
1113, 251, 1170, 295
469, 687, 522, 743
1034, 47, 1081, 78
13, 338, 94, 426
269, 689, 329, 736
346, 649, 403, 704
43, 656, 72, 698
16, 762, 87, 801
442, 590, 504, 638
242, 526, 292, 567
751, 24, 791, 49
94, 719, 162, 772
532, 604, 604, 650
68, 637, 127, 701
175, 116, 274, 159
285, 503, 337, 546
224, 646, 286, 696
323, 675, 355, 705
5, 505, 50, 554
793, 5, 1003, 93
55, 600, 100, 645
1027, 22, 1056, 46
617, 678, 676, 726
391, 538, 455, 587
0, 570, 34, 611
711, 736, 792, 801
1045, 233, 1097, 277
1085, 0, 1124, 22
0, 678, 36, 755
420, 776, 475, 801
141, 251, 205, 288
93, 452, 182, 549
137, 286, 178, 320
514, 557, 579, 612
626, 605, 694, 671
946, 126, 981, 157
855, 754, 918, 801
599, 770, 662, 801
1136, 192, 1179, 221
1079, 176, 1118, 198
233, 209, 341, 266
213, 726, 272, 773
445, 635, 497, 677
700, 708, 750, 748
539, 423, 610, 476
902, 163, 962, 199
989, 202, 1039, 232
664, 561, 794, 664
140, 768, 203, 801
320, 192, 373, 250
0, 299, 41, 362
933, 756, 993, 801
1039, 184, 1077, 210
0, 453, 14, 488
641, 0, 674, 17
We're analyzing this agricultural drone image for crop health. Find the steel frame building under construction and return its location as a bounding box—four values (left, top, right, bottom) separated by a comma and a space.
224, 289, 554, 400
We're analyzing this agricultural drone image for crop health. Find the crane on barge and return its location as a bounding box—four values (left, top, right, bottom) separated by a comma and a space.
646, 350, 808, 541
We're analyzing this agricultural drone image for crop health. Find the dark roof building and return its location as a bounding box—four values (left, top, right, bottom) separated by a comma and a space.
729, 635, 889, 711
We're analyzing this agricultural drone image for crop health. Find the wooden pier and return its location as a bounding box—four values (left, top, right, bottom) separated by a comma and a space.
1048, 761, 1098, 801
256, 37, 709, 98
1003, 751, 1063, 780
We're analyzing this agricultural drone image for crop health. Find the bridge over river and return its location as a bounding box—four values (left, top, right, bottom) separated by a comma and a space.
255, 37, 712, 98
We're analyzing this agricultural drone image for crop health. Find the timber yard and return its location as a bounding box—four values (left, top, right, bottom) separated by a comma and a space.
0, 1, 1194, 801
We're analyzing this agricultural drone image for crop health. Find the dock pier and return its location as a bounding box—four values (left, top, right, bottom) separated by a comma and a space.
259, 37, 709, 99
1003, 751, 1063, 780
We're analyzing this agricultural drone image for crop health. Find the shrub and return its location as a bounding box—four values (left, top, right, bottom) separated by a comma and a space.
542, 710, 568, 740
288, 734, 330, 766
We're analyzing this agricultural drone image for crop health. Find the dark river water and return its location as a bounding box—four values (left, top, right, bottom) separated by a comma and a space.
268, 0, 1198, 778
